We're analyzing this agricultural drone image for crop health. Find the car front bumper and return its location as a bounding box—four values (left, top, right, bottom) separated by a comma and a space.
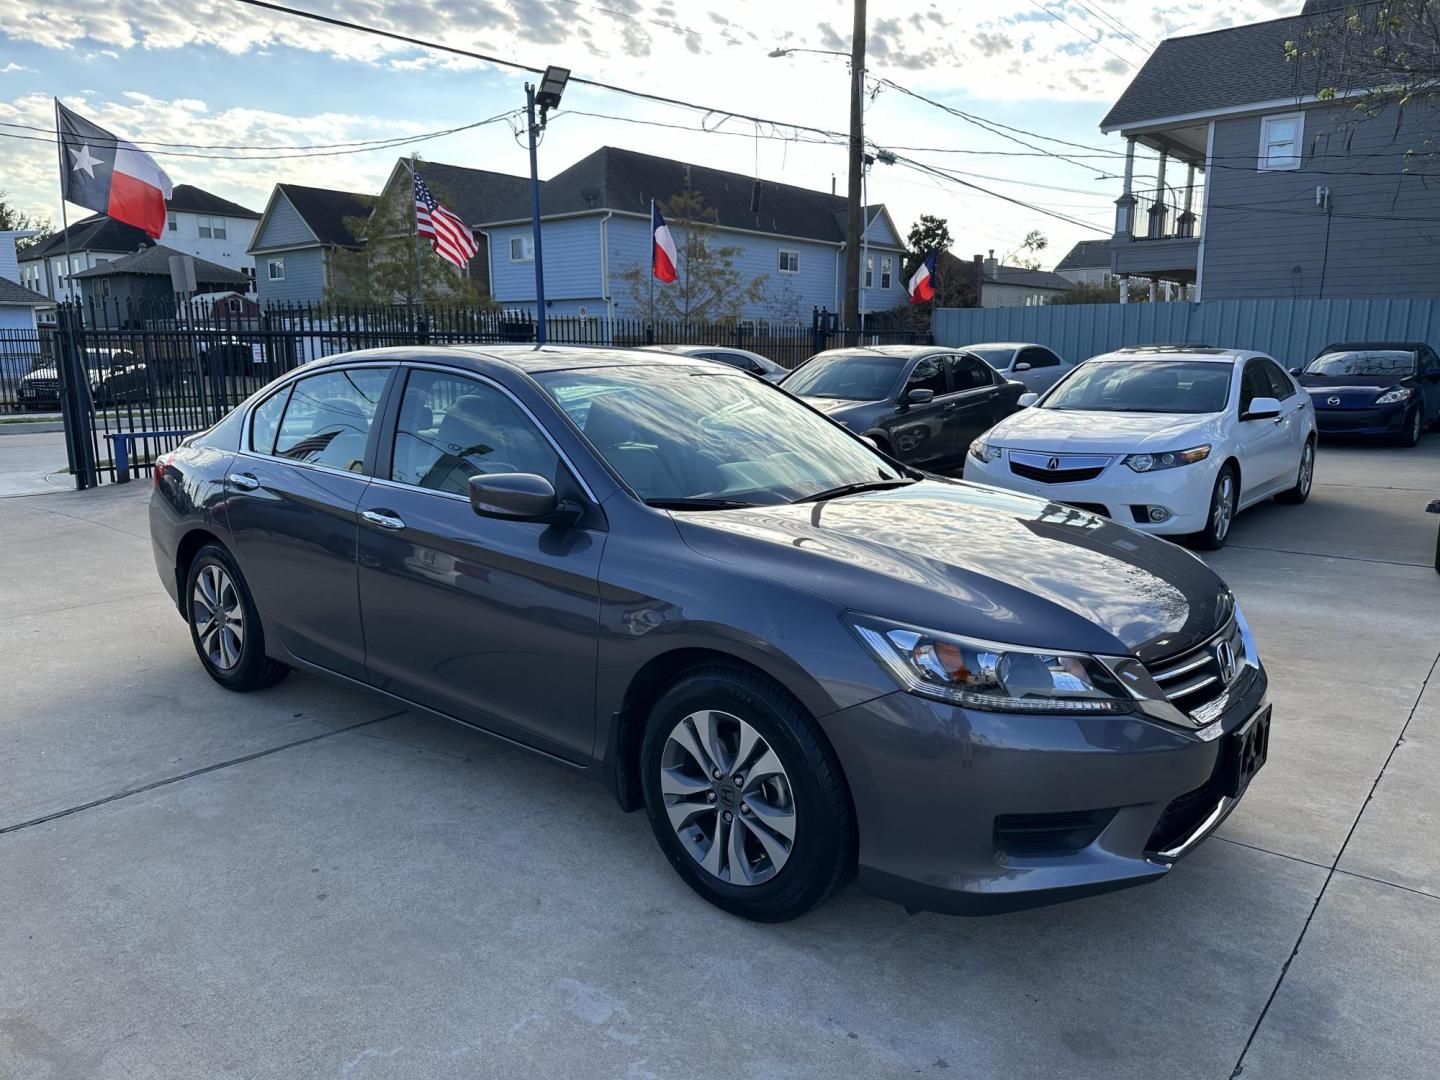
964, 453, 1216, 535
821, 664, 1269, 915
1313, 403, 1409, 437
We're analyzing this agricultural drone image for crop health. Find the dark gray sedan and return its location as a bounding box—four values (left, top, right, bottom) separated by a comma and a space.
782, 345, 1027, 470
150, 345, 1270, 921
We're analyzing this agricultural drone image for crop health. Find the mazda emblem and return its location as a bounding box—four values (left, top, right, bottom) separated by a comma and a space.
1046, 456, 1060, 470
1327, 396, 1341, 406
1215, 640, 1237, 683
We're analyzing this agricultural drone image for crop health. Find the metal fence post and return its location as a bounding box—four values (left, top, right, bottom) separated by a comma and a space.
54, 303, 98, 490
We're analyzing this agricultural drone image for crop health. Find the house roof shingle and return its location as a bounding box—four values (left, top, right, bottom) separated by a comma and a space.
25, 216, 153, 261
276, 184, 377, 247
1055, 239, 1112, 272
986, 265, 1072, 291
166, 184, 261, 219
70, 244, 249, 284
414, 162, 535, 228
1100, 8, 1371, 130
0, 278, 52, 305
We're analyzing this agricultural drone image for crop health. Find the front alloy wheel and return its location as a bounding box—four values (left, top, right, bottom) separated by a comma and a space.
1194, 466, 1236, 550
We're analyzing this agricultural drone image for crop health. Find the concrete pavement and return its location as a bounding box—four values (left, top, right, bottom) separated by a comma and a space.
1, 437, 1436, 1079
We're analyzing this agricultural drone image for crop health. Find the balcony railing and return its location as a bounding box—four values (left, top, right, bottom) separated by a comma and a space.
1131, 187, 1201, 241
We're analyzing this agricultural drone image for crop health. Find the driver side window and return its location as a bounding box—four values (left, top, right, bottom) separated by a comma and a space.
905, 356, 948, 396
391, 369, 560, 496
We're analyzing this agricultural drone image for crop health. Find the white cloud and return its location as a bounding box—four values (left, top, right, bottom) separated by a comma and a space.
1, 62, 34, 74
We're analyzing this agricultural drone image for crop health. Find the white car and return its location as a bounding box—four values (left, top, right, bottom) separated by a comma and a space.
641, 344, 789, 383
964, 342, 1073, 393
965, 346, 1317, 548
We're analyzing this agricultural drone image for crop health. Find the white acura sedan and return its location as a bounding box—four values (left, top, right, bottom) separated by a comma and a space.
965, 346, 1317, 548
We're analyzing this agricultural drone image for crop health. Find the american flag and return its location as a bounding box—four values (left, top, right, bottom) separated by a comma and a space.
414, 170, 479, 270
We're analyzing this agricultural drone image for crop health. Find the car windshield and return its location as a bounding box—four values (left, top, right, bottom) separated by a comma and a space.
1042, 360, 1232, 414
968, 347, 1017, 370
781, 352, 902, 400
537, 367, 906, 507
1304, 350, 1416, 378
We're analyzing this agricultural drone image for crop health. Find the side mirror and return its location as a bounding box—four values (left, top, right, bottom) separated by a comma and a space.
1242, 396, 1282, 421
905, 388, 934, 406
1425, 370, 1440, 383
468, 473, 577, 524
1018, 392, 1039, 408
1288, 367, 1303, 377
1012, 362, 1032, 372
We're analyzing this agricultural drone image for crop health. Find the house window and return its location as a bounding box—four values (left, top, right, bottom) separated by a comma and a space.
510, 236, 534, 262
227, 297, 242, 313
778, 250, 799, 273
1259, 113, 1304, 171
880, 256, 893, 289
167, 215, 177, 233
197, 215, 228, 240
864, 256, 873, 288
267, 258, 285, 281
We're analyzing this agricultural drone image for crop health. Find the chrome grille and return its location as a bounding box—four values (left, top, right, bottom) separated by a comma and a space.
1008, 450, 1114, 485
1145, 618, 1246, 716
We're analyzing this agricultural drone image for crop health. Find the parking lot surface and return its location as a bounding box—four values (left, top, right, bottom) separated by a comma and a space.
2, 438, 1437, 1079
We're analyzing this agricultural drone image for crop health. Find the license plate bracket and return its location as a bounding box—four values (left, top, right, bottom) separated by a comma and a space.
1219, 705, 1271, 797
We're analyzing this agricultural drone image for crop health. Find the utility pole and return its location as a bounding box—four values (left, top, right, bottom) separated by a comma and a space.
843, 0, 866, 333
525, 83, 548, 346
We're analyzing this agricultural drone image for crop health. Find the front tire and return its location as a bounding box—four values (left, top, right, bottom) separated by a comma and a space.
1275, 439, 1315, 505
1192, 464, 1238, 550
640, 665, 854, 922
185, 544, 289, 692
1398, 407, 1424, 447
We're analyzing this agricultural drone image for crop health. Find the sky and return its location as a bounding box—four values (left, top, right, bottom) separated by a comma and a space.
0, 0, 1302, 268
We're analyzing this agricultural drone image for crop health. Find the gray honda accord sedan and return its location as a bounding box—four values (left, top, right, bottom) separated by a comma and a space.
149, 345, 1271, 922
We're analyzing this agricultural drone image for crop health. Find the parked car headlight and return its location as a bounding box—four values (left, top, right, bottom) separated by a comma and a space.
1123, 445, 1211, 473
968, 437, 1002, 464
845, 614, 1132, 713
1375, 387, 1413, 405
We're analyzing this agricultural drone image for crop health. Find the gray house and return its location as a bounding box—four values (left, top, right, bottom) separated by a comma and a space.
71, 245, 249, 325
1054, 240, 1113, 287
1101, 1, 1440, 301
248, 184, 377, 305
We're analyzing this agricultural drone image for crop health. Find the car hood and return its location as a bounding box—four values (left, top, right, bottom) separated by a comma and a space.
21, 367, 58, 381
802, 396, 882, 415
988, 407, 1216, 453
675, 479, 1231, 664
1298, 374, 1410, 404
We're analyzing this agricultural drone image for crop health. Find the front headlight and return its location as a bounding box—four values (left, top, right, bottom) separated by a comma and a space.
845, 613, 1132, 713
968, 437, 1001, 464
1124, 445, 1211, 473
1376, 387, 1413, 405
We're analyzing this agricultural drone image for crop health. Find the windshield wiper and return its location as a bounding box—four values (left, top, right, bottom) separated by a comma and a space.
645, 497, 763, 511
795, 478, 917, 504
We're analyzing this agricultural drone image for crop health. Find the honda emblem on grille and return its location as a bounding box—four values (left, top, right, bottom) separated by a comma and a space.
1215, 640, 1237, 683
1327, 396, 1341, 406
1046, 456, 1060, 470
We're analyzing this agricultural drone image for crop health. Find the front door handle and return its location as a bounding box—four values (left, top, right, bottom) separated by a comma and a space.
360, 508, 406, 531
227, 472, 259, 491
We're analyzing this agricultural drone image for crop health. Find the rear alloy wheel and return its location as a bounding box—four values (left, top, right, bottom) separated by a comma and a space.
1399, 407, 1424, 447
185, 544, 289, 692
640, 666, 854, 922
1275, 440, 1315, 505
1193, 465, 1237, 550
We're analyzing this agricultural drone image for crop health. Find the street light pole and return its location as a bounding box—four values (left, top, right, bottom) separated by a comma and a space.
843, 0, 866, 335
525, 82, 548, 347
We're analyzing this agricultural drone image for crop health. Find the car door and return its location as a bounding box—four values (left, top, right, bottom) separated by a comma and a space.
223, 364, 393, 681
1014, 346, 1067, 392
1259, 355, 1310, 462
355, 365, 604, 763
1232, 358, 1293, 500
939, 352, 1012, 462
1420, 347, 1440, 423
881, 354, 952, 467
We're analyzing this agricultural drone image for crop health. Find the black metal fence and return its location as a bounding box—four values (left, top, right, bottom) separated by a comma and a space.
45, 297, 930, 489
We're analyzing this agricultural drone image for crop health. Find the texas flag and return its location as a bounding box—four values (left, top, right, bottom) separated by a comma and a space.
907, 251, 937, 305
651, 200, 678, 283
56, 101, 174, 239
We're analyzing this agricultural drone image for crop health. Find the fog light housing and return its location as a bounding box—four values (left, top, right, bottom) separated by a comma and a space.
1148, 507, 1171, 522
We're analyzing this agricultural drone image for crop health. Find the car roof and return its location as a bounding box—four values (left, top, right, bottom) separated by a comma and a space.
962, 342, 1033, 350
1093, 345, 1247, 364
810, 344, 940, 360
1317, 342, 1425, 354
296, 343, 721, 378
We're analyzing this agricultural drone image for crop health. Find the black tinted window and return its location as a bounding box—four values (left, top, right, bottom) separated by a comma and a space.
1305, 350, 1416, 377
392, 370, 560, 496
707, 352, 763, 374
1239, 360, 1272, 411
274, 368, 388, 471
250, 386, 289, 454
1260, 358, 1295, 400
906, 356, 948, 396
947, 354, 995, 391
1019, 347, 1060, 369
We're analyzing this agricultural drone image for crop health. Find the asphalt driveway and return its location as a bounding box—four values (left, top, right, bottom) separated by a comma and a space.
1, 438, 1437, 1079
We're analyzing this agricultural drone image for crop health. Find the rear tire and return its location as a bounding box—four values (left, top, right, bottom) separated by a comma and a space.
1398, 407, 1424, 447
185, 544, 289, 692
639, 665, 854, 922
1275, 439, 1315, 505
1192, 464, 1238, 550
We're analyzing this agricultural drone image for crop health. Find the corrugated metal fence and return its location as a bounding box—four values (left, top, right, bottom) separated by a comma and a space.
934, 299, 1440, 367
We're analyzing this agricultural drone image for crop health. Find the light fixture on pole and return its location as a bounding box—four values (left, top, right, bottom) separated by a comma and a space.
526, 65, 569, 347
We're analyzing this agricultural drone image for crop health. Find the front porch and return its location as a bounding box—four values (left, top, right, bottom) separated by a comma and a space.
1110, 126, 1207, 299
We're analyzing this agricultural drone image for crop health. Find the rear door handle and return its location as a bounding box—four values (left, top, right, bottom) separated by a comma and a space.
227, 472, 259, 491
360, 509, 406, 531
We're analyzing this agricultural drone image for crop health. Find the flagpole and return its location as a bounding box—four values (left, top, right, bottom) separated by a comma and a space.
53, 100, 76, 306
648, 200, 655, 332
53, 97, 95, 490
409, 154, 424, 313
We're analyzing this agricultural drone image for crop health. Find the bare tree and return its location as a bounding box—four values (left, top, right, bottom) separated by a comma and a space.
0, 190, 53, 253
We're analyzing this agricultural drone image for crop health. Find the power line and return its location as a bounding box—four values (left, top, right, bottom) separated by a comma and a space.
892, 154, 1111, 234
1069, 0, 1158, 52
1022, 0, 1143, 70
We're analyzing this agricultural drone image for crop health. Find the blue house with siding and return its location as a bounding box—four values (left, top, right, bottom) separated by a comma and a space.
247, 184, 376, 306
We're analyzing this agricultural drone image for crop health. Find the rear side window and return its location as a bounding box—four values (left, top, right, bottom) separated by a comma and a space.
947, 354, 996, 391
1259, 357, 1295, 400
249, 386, 290, 454
1018, 347, 1061, 369
708, 351, 764, 374
273, 368, 389, 472
391, 369, 560, 495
